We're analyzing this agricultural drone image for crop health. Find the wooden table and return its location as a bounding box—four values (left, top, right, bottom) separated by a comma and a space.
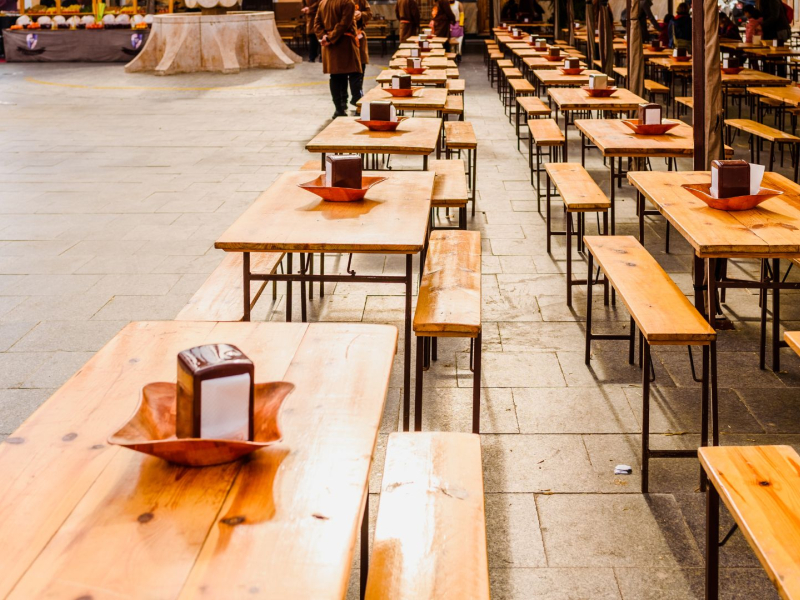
355, 86, 448, 118
627, 170, 800, 370
408, 35, 448, 44
393, 48, 446, 58
721, 68, 790, 87
532, 68, 602, 94
389, 56, 455, 69
375, 68, 447, 87
547, 87, 647, 161
398, 42, 444, 50
747, 85, 800, 107
523, 56, 587, 72
216, 170, 434, 427
0, 320, 398, 599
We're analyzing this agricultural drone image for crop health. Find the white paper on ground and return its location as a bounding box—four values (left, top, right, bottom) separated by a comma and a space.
200, 373, 251, 441
750, 163, 765, 194
615, 464, 633, 475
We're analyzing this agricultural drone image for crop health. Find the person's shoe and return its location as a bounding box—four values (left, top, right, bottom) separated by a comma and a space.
332, 111, 347, 119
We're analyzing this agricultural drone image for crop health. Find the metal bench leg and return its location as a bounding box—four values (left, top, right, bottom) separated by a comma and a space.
705, 482, 720, 600
473, 331, 482, 434
415, 335, 424, 432
470, 148, 477, 215
585, 252, 594, 365
629, 318, 635, 364
641, 339, 651, 494
360, 492, 369, 600
546, 170, 552, 252
566, 212, 573, 307
286, 253, 293, 322
700, 343, 710, 492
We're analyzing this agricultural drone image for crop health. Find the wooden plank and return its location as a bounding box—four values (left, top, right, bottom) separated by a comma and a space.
746, 86, 800, 108
1, 322, 397, 599
524, 56, 587, 70
528, 119, 564, 145
376, 69, 447, 86
175, 252, 284, 322
699, 445, 800, 600
575, 118, 697, 158
509, 78, 535, 93
517, 95, 551, 116
430, 159, 468, 208
786, 331, 800, 357
356, 86, 448, 112
393, 48, 446, 58
364, 432, 490, 600
721, 69, 790, 87
305, 116, 442, 156
647, 57, 693, 71
584, 235, 716, 344
548, 86, 647, 111
444, 121, 477, 149
533, 69, 604, 86
545, 163, 610, 211
215, 170, 433, 255
179, 323, 398, 599
414, 230, 481, 337
725, 119, 800, 143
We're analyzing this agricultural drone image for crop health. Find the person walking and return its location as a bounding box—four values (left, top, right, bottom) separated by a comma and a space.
352, 0, 372, 107
396, 0, 420, 42
432, 0, 455, 51
315, 0, 362, 118
448, 0, 464, 60
302, 0, 321, 62
670, 2, 691, 50
761, 0, 791, 41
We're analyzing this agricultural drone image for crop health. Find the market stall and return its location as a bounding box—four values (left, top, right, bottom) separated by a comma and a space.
3, 25, 149, 61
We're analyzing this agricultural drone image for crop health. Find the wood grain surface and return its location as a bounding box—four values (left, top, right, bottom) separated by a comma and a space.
306, 116, 442, 155
430, 159, 468, 208
0, 321, 398, 599
216, 170, 434, 254
545, 163, 610, 211
548, 87, 647, 111
356, 86, 448, 111
699, 445, 800, 599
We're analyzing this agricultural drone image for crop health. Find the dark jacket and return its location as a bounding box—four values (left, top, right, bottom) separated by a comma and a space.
355, 0, 372, 65
761, 0, 790, 38
314, 0, 362, 74
500, 0, 518, 21
672, 13, 691, 43
432, 0, 455, 38
396, 0, 420, 41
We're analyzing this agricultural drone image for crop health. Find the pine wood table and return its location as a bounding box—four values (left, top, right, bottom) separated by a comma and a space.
531, 68, 603, 94
721, 69, 790, 87
375, 68, 447, 87
746, 85, 800, 107
0, 320, 397, 600
398, 42, 444, 50
389, 56, 455, 69
216, 170, 434, 429
305, 116, 443, 169
547, 87, 647, 161
408, 35, 448, 43
627, 170, 800, 370
393, 48, 446, 58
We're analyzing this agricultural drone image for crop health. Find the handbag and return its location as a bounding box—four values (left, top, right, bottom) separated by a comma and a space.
450, 23, 464, 37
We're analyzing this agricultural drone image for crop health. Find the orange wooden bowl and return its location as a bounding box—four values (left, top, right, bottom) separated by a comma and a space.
581, 86, 618, 97
722, 67, 744, 74
673, 55, 691, 62
511, 34, 524, 39
621, 119, 681, 135
402, 67, 427, 75
298, 174, 388, 202
108, 381, 294, 466
382, 87, 422, 97
544, 54, 563, 61
649, 45, 662, 51
682, 183, 784, 211
354, 117, 407, 131
560, 67, 585, 75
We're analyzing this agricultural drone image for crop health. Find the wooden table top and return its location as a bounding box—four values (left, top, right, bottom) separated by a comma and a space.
747, 86, 800, 107
0, 320, 398, 599
393, 48, 446, 58
408, 35, 448, 43
389, 56, 455, 69
533, 68, 603, 86
216, 170, 434, 254
524, 56, 587, 70
514, 48, 585, 60
375, 68, 447, 85
356, 85, 448, 111
787, 331, 800, 356
628, 170, 800, 258
720, 41, 764, 50
721, 69, 791, 86
746, 47, 800, 57
575, 118, 699, 157
398, 42, 444, 50
548, 87, 647, 111
699, 445, 800, 600
648, 56, 693, 70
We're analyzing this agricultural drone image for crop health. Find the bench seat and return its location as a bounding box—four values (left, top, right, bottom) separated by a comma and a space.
430, 159, 468, 209
443, 94, 464, 119
725, 118, 800, 144
365, 432, 489, 600
444, 121, 477, 149
518, 96, 551, 117
176, 251, 284, 322
447, 78, 466, 94
528, 118, 564, 146
700, 445, 800, 600
786, 331, 800, 357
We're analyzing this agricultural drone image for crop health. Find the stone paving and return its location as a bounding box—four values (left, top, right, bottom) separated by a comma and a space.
1, 51, 799, 599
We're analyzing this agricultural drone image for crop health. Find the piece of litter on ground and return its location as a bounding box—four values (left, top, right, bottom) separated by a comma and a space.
614, 464, 633, 475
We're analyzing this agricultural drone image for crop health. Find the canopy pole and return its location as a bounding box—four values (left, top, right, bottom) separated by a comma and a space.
692, 0, 706, 171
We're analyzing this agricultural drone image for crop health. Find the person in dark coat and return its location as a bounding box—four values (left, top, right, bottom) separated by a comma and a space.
500, 0, 519, 21
396, 0, 420, 42
670, 2, 691, 50
314, 0, 362, 118
760, 0, 791, 40
302, 0, 321, 62
432, 0, 455, 49
352, 0, 372, 106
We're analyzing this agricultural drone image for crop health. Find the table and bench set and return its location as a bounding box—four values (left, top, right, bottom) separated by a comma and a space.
490, 28, 800, 599
0, 63, 491, 600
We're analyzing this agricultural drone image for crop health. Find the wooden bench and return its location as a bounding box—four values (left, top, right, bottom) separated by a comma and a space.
675, 96, 693, 116
527, 118, 564, 205
499, 67, 523, 104
506, 78, 536, 123
443, 94, 464, 121
364, 432, 489, 600
430, 159, 469, 230
445, 67, 460, 79
644, 79, 669, 103
787, 330, 800, 357
700, 445, 800, 600
515, 96, 551, 150
544, 163, 610, 306
583, 235, 718, 493
447, 78, 465, 95
725, 119, 800, 179
176, 251, 284, 322
444, 121, 477, 214
487, 52, 503, 85
413, 230, 482, 432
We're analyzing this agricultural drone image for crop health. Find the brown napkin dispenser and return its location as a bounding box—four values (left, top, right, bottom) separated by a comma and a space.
638, 103, 662, 125
564, 57, 580, 69
176, 344, 255, 441
325, 154, 363, 188
392, 73, 412, 89
710, 160, 750, 199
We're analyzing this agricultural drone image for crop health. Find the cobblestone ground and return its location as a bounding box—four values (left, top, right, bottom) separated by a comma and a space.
1, 51, 799, 599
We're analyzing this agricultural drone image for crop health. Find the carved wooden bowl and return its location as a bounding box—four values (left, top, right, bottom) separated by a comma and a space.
382, 87, 422, 98
560, 67, 585, 75
544, 54, 563, 61
622, 119, 681, 135
402, 67, 427, 75
108, 381, 294, 466
355, 117, 407, 131
682, 183, 784, 211
581, 86, 618, 97
298, 174, 387, 202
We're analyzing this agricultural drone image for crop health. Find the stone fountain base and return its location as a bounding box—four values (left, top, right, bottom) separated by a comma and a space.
125, 11, 301, 76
